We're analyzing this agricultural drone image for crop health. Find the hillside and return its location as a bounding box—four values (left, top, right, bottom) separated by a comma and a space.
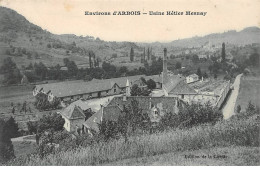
168, 27, 260, 48
0, 6, 260, 69
0, 6, 142, 68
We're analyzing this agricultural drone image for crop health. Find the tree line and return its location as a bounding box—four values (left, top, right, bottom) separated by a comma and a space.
0, 55, 164, 85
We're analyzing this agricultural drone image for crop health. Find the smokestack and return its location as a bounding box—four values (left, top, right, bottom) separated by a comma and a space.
162, 48, 168, 84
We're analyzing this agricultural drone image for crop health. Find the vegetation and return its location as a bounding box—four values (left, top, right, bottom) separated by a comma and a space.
5, 117, 20, 138
7, 102, 259, 165
0, 57, 22, 84
130, 84, 151, 96
34, 93, 60, 111
0, 118, 15, 163
130, 47, 134, 62
221, 42, 226, 62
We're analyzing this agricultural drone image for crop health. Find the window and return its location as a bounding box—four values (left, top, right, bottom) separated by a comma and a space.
181, 94, 184, 99
154, 110, 158, 115
114, 88, 116, 93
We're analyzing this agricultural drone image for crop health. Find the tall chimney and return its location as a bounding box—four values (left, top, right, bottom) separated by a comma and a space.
162, 48, 168, 84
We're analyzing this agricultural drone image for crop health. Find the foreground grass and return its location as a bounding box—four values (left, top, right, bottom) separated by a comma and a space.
105, 146, 260, 166
12, 141, 37, 158
8, 114, 259, 166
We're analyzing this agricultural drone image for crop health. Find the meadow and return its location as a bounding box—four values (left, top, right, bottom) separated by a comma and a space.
8, 112, 259, 166
235, 70, 260, 112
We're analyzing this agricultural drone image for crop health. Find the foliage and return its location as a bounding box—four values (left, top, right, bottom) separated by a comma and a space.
34, 93, 60, 111
27, 121, 38, 134
130, 84, 151, 96
221, 42, 226, 62
162, 102, 223, 129
37, 113, 65, 134
9, 112, 259, 165
130, 84, 142, 96
98, 99, 150, 142
5, 117, 20, 138
0, 57, 22, 84
130, 47, 134, 62
192, 54, 199, 63
175, 61, 182, 69
146, 79, 156, 90
0, 118, 15, 163
197, 67, 202, 79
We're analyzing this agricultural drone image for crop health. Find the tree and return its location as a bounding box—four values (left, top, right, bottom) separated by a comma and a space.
5, 117, 19, 138
203, 72, 208, 78
63, 58, 70, 66
130, 84, 142, 96
89, 51, 95, 68
197, 67, 202, 80
0, 57, 22, 84
175, 62, 182, 69
237, 105, 241, 114
221, 42, 226, 62
248, 53, 259, 66
0, 118, 15, 162
146, 79, 156, 90
130, 47, 134, 62
192, 54, 199, 63
34, 93, 61, 111
37, 113, 65, 134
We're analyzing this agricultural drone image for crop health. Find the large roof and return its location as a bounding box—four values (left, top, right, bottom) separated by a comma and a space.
103, 96, 179, 119
60, 104, 85, 120
163, 75, 197, 95
84, 96, 181, 132
35, 75, 162, 98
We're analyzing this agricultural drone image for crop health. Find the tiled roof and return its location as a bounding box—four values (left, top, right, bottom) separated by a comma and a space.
35, 75, 163, 98
163, 75, 185, 93
70, 99, 89, 111
83, 109, 102, 132
60, 104, 85, 120
103, 105, 123, 121
169, 80, 197, 95
103, 96, 179, 121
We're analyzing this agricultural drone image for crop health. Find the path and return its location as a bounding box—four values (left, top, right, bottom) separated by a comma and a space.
222, 74, 243, 119
11, 134, 36, 143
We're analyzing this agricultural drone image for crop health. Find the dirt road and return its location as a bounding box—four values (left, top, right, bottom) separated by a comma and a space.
222, 74, 243, 119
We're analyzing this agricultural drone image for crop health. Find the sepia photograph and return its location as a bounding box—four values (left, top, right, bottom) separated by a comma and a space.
0, 0, 259, 166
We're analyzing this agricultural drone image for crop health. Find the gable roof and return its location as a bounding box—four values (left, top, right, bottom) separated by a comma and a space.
35, 75, 163, 98
103, 96, 180, 121
83, 109, 102, 133
60, 104, 85, 120
103, 105, 123, 121
187, 74, 199, 78
69, 99, 89, 111
163, 75, 185, 93
169, 80, 197, 95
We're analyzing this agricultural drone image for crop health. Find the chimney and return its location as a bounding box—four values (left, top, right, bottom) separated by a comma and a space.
123, 95, 127, 101
162, 48, 168, 84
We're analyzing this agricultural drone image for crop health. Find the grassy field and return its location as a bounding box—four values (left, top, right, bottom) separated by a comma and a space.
8, 112, 259, 166
0, 85, 35, 112
235, 70, 260, 112
105, 146, 260, 166
12, 141, 37, 158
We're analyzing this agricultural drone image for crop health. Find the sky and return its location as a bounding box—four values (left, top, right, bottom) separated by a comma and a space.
1, 0, 260, 42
